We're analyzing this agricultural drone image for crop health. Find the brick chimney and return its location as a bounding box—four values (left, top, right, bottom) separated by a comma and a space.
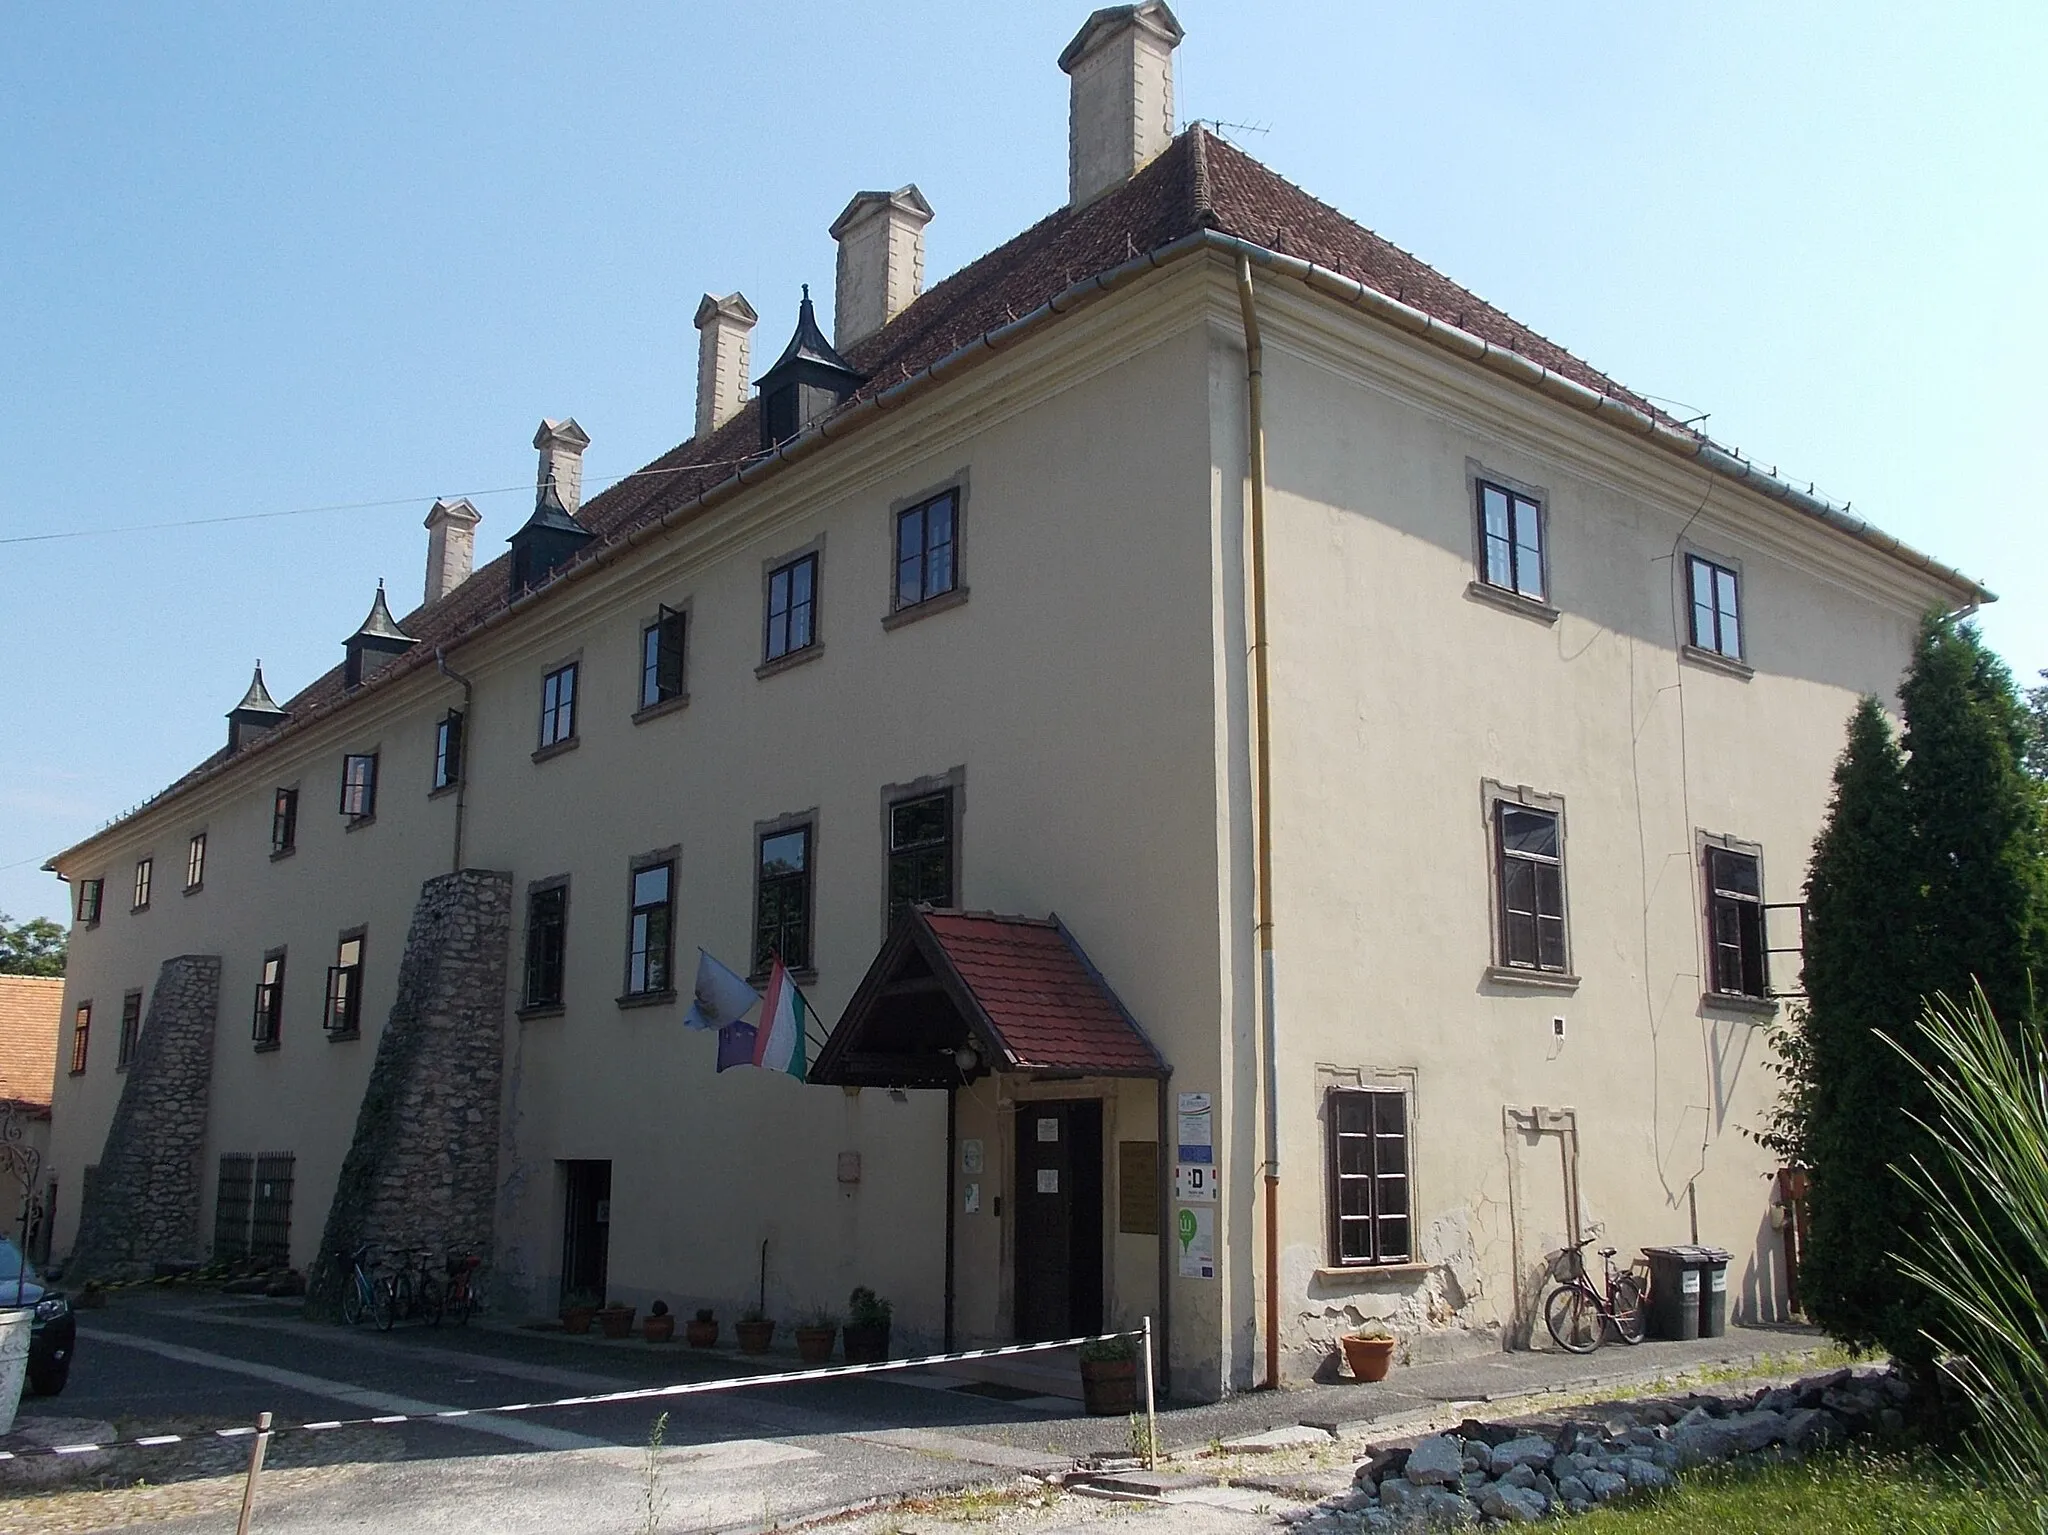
533, 418, 590, 516
422, 497, 481, 606
1059, 2, 1184, 209
829, 186, 934, 350
694, 293, 758, 440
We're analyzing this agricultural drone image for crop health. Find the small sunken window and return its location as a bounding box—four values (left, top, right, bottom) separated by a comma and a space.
641, 607, 687, 710
252, 951, 286, 1049
895, 489, 958, 610
1707, 846, 1768, 999
887, 790, 954, 925
272, 788, 299, 854
69, 1003, 91, 1075
754, 825, 813, 974
326, 933, 365, 1036
185, 833, 207, 892
433, 712, 463, 792
1329, 1087, 1412, 1266
117, 990, 143, 1069
539, 663, 578, 749
1478, 481, 1545, 601
1496, 803, 1568, 973
132, 858, 153, 911
524, 884, 569, 1009
1687, 554, 1743, 661
340, 754, 378, 821
77, 878, 104, 926
765, 554, 818, 663
625, 862, 675, 997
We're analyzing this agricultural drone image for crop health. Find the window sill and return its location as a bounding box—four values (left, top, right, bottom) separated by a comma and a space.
345, 815, 376, 833
83, 919, 101, 931
516, 1002, 566, 1022
1315, 1262, 1434, 1284
749, 968, 819, 987
253, 1040, 281, 1054
183, 883, 203, 897
756, 644, 823, 681
1703, 991, 1778, 1018
429, 782, 459, 800
632, 692, 692, 726
270, 846, 296, 862
130, 904, 150, 915
1465, 580, 1559, 625
1484, 965, 1581, 993
67, 1069, 86, 1078
616, 989, 677, 1011
882, 585, 970, 631
325, 1029, 361, 1043
531, 737, 580, 765
1681, 644, 1754, 681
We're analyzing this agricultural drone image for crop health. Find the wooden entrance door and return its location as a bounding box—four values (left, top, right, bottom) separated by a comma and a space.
1013, 1100, 1104, 1340
560, 1160, 611, 1307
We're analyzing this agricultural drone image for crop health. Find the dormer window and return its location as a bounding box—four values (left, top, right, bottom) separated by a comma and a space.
507, 473, 595, 598
343, 583, 417, 688
756, 288, 864, 452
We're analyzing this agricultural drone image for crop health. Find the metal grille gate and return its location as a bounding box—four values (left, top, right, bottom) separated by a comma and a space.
214, 1154, 254, 1262
251, 1154, 295, 1265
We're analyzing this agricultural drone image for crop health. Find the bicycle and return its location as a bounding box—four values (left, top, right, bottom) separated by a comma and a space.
338, 1243, 391, 1330
1543, 1231, 1648, 1353
385, 1246, 444, 1329
442, 1252, 483, 1326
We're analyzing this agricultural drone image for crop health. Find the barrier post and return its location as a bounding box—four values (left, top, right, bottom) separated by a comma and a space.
1140, 1316, 1158, 1470
234, 1410, 273, 1535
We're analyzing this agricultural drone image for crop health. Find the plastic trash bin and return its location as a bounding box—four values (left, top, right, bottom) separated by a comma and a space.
1696, 1246, 1732, 1337
1642, 1246, 1703, 1340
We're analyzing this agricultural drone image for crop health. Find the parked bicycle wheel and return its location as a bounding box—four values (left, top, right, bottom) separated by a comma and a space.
342, 1276, 365, 1327
1545, 1284, 1604, 1354
422, 1276, 445, 1327
448, 1285, 472, 1326
376, 1276, 398, 1331
1610, 1274, 1648, 1345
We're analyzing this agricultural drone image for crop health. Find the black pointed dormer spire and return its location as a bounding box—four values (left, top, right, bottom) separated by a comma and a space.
757, 284, 865, 450
344, 579, 419, 688
226, 659, 289, 752
507, 468, 597, 598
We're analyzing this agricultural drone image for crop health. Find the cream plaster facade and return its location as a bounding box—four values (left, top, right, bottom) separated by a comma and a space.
43, 240, 1970, 1399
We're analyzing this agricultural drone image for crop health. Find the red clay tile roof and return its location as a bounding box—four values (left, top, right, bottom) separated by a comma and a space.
922, 912, 1164, 1076
0, 975, 62, 1109
67, 130, 1734, 841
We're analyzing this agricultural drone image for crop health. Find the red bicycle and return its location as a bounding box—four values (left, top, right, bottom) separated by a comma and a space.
442, 1252, 483, 1326
1544, 1231, 1647, 1353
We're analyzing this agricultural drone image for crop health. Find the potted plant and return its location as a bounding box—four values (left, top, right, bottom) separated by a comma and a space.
561, 1289, 602, 1335
842, 1286, 891, 1364
1078, 1334, 1139, 1416
644, 1299, 675, 1343
1340, 1322, 1398, 1383
735, 1306, 776, 1354
794, 1307, 838, 1366
685, 1308, 718, 1349
599, 1301, 637, 1339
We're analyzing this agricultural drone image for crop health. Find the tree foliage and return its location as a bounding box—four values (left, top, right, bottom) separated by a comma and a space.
2024, 669, 2048, 781
0, 912, 66, 977
1794, 615, 2048, 1370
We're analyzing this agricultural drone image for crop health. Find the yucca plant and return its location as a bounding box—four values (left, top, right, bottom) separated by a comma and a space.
1886, 985, 2048, 1496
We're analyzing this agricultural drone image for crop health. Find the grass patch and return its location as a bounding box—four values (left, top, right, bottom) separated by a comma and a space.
1572, 1452, 2045, 1534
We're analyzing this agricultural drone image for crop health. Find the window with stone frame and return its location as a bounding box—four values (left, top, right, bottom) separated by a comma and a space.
641, 606, 686, 709
325, 932, 365, 1036
887, 790, 954, 926
753, 824, 813, 975
253, 950, 286, 1049
1687, 553, 1744, 661
764, 553, 818, 662
894, 489, 958, 610
1477, 480, 1545, 601
538, 663, 578, 748
272, 787, 299, 853
69, 1003, 90, 1075
1705, 844, 1769, 999
132, 857, 153, 911
117, 990, 143, 1069
1495, 801, 1568, 973
1328, 1087, 1412, 1266
77, 878, 104, 926
185, 832, 207, 892
523, 883, 569, 1009
340, 754, 378, 820
433, 712, 463, 792
624, 860, 675, 997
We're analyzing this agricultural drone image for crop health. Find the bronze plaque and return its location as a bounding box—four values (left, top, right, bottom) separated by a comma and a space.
1118, 1140, 1161, 1235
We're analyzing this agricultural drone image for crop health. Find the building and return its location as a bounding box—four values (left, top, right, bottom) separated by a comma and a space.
0, 974, 61, 1263
40, 5, 1986, 1397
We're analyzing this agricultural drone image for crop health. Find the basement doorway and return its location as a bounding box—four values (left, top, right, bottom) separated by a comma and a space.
1014, 1099, 1104, 1341
560, 1160, 611, 1309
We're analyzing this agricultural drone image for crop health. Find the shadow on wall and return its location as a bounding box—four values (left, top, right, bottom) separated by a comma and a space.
1737, 1208, 1795, 1325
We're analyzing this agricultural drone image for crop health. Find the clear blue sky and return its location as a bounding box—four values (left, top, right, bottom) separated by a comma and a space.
5, 2, 2043, 924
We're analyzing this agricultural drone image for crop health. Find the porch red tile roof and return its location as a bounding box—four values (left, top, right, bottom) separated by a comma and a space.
922, 912, 1164, 1077
0, 975, 62, 1110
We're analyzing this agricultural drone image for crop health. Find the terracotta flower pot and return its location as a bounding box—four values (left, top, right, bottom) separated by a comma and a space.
842, 1323, 889, 1365
735, 1319, 776, 1355
644, 1313, 675, 1343
685, 1319, 718, 1349
562, 1306, 597, 1336
1340, 1334, 1397, 1383
794, 1325, 836, 1365
599, 1306, 636, 1340
1079, 1357, 1138, 1416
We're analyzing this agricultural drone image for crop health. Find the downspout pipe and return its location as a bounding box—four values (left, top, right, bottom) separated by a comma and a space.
1235, 256, 1284, 1392
434, 647, 474, 872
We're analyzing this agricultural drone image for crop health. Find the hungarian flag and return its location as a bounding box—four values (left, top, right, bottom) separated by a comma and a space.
753, 958, 810, 1080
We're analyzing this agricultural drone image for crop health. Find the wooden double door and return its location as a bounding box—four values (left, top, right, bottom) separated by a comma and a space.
1013, 1100, 1104, 1341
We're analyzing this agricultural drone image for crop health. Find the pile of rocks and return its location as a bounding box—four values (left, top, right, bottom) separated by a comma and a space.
1288, 1364, 1912, 1529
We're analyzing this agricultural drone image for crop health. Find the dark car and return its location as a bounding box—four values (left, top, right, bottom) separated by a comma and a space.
1, 1238, 74, 1395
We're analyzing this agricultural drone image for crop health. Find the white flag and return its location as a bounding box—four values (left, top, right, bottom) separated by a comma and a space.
683, 949, 761, 1031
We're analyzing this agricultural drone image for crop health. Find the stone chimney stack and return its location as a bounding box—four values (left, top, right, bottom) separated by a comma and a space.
533, 418, 590, 516
693, 293, 759, 440
829, 186, 934, 350
422, 496, 482, 606
1059, 2, 1184, 209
